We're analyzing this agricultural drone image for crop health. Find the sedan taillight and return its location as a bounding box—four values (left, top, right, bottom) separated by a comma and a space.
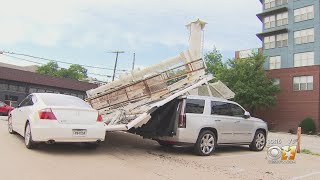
97, 113, 103, 122
38, 108, 57, 120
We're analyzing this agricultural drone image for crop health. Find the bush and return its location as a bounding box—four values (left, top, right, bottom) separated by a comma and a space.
288, 129, 294, 134
299, 117, 316, 135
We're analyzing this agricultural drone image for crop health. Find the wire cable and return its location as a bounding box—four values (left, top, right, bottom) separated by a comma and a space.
2, 51, 129, 72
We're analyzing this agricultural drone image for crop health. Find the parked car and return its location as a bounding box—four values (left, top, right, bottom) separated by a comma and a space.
151, 95, 268, 156
8, 93, 106, 149
0, 100, 14, 116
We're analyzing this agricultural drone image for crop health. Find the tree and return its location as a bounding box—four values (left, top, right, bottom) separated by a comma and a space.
205, 50, 280, 115
204, 47, 225, 76
36, 61, 88, 80
36, 61, 59, 77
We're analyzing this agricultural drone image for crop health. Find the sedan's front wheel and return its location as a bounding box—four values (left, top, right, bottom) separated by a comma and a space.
8, 116, 15, 134
24, 123, 36, 149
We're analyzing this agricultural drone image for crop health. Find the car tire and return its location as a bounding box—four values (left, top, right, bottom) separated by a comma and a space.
8, 116, 16, 134
24, 122, 36, 149
249, 130, 266, 151
156, 140, 174, 147
194, 130, 216, 156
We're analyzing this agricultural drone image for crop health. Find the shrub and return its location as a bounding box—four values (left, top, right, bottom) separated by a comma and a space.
299, 117, 316, 135
288, 129, 294, 134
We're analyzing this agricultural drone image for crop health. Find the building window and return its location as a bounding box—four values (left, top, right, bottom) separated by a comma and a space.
294, 28, 314, 45
37, 89, 45, 93
269, 56, 281, 69
276, 0, 287, 6
294, 5, 314, 22
29, 88, 37, 93
276, 12, 288, 26
273, 78, 280, 86
9, 85, 18, 92
18, 86, 26, 92
264, 36, 276, 49
293, 76, 313, 91
0, 83, 8, 90
265, 0, 276, 9
276, 33, 288, 47
264, 15, 276, 29
294, 52, 314, 67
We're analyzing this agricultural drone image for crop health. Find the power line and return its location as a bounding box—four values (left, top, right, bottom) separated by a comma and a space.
2, 51, 129, 72
2, 54, 43, 65
1, 53, 118, 78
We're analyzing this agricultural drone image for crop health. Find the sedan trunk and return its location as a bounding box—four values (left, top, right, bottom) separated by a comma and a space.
50, 107, 98, 125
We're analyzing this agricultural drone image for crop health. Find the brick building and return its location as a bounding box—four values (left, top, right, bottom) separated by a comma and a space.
0, 66, 97, 107
255, 0, 320, 132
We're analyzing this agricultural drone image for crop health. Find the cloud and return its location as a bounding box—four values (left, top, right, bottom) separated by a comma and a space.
0, 0, 263, 80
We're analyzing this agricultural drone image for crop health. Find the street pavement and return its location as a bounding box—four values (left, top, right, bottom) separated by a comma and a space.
1, 120, 320, 180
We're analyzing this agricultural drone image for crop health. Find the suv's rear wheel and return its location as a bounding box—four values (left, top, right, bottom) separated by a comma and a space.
194, 130, 216, 156
249, 130, 266, 151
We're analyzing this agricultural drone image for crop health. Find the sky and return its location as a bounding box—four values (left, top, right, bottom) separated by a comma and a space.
0, 0, 262, 82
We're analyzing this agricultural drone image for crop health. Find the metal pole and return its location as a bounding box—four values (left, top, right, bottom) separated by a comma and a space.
132, 52, 135, 71
110, 51, 124, 81
112, 52, 119, 81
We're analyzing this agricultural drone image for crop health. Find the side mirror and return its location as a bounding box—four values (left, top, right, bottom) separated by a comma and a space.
243, 111, 251, 119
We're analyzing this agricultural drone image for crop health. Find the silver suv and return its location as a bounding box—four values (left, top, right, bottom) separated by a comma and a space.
154, 95, 268, 156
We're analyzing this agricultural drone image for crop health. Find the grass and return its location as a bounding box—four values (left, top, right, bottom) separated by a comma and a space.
301, 149, 320, 156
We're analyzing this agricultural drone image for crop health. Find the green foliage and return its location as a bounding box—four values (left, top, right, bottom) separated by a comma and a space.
36, 61, 88, 80
204, 47, 225, 77
299, 117, 316, 134
36, 61, 59, 77
205, 49, 280, 114
301, 149, 320, 156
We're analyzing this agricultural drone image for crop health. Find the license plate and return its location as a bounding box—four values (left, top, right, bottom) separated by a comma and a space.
72, 129, 87, 137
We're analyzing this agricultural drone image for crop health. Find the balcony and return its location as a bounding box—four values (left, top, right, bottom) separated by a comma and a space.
257, 6, 288, 21
256, 27, 288, 40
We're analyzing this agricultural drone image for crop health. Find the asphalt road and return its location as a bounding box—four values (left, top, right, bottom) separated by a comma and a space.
0, 119, 320, 180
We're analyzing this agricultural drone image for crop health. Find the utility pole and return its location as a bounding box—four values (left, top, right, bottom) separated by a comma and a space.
132, 52, 135, 71
110, 51, 124, 81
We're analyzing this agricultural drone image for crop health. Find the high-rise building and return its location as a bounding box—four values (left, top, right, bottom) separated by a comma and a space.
256, 0, 320, 132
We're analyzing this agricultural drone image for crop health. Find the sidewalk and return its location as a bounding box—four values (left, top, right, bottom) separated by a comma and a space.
268, 132, 320, 154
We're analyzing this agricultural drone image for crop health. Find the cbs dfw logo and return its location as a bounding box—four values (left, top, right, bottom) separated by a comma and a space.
267, 145, 297, 164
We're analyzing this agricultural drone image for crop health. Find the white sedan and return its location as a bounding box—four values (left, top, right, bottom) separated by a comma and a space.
8, 93, 106, 149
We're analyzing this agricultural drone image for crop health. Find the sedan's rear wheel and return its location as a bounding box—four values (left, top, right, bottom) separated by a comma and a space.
25, 123, 36, 149
8, 116, 15, 134
194, 130, 216, 156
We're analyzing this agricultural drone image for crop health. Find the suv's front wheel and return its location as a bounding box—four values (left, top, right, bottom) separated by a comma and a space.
249, 130, 266, 151
194, 130, 216, 156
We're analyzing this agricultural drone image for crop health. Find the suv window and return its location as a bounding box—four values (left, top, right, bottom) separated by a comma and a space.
185, 99, 205, 114
230, 103, 245, 117
211, 101, 232, 116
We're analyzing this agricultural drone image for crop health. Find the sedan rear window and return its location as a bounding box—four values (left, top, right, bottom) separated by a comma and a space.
185, 99, 205, 114
40, 94, 91, 108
